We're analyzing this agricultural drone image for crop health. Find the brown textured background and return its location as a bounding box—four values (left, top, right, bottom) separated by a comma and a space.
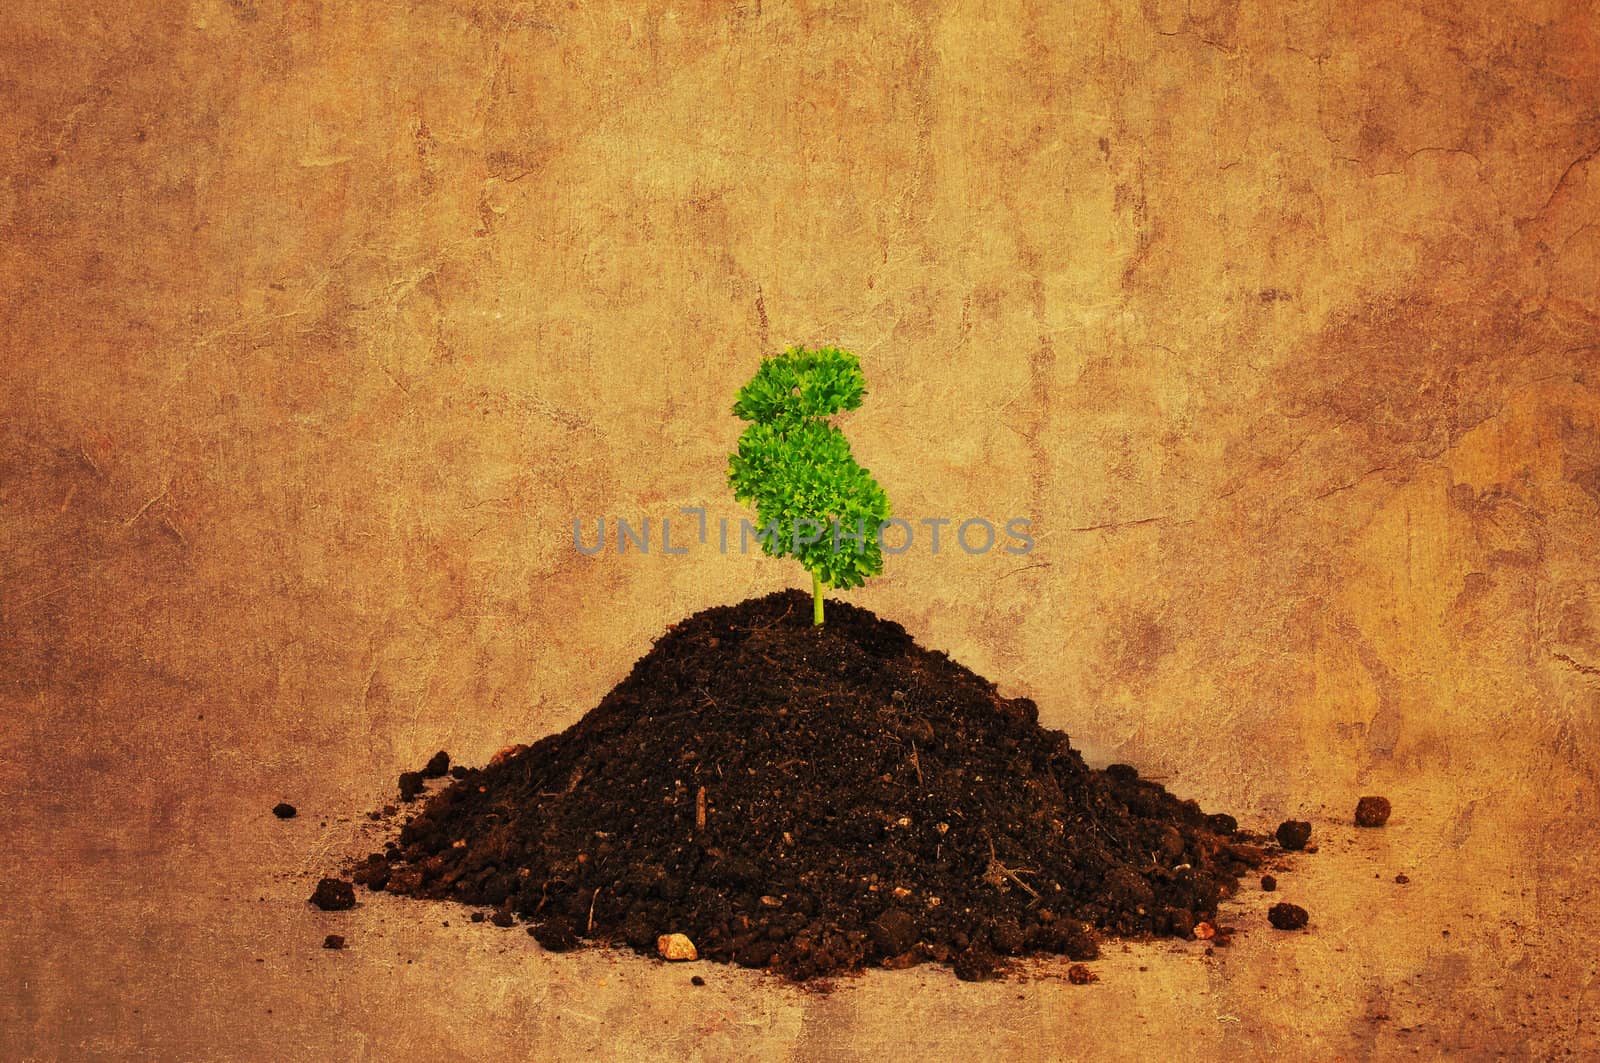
4, 1, 1599, 1059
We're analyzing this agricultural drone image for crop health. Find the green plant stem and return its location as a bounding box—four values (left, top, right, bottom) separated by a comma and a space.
812, 570, 824, 626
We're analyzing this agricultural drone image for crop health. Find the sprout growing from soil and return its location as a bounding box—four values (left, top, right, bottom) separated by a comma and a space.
728, 345, 891, 626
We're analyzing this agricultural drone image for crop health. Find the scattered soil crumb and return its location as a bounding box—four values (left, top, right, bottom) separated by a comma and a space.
1355, 796, 1391, 827
310, 878, 355, 911
398, 772, 425, 802
1275, 820, 1312, 851
1268, 903, 1309, 931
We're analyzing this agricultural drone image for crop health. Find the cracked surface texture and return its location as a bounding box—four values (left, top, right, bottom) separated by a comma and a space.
3, 1, 1598, 1059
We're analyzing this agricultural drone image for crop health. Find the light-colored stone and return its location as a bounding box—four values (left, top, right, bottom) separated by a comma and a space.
656, 934, 698, 962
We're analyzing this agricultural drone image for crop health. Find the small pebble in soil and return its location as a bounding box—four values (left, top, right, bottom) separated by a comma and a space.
1267, 903, 1309, 931
489, 743, 529, 766
1261, 874, 1277, 891
272, 802, 297, 819
1355, 795, 1391, 827
309, 878, 355, 911
323, 934, 345, 950
1275, 820, 1312, 851
423, 751, 451, 778
470, 912, 485, 923
1067, 964, 1096, 985
691, 975, 706, 986
658, 933, 699, 961
1395, 873, 1410, 884
490, 910, 515, 928
398, 771, 425, 802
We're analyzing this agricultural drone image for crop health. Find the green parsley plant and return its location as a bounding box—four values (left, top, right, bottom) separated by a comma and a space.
728, 345, 891, 626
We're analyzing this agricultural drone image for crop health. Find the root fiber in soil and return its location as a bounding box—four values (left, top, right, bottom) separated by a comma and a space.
357, 590, 1266, 980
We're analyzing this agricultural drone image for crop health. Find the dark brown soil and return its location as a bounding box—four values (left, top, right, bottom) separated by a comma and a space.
1355, 796, 1391, 827
1267, 902, 1309, 930
398, 771, 425, 802
358, 590, 1265, 980
310, 878, 355, 911
1275, 820, 1312, 851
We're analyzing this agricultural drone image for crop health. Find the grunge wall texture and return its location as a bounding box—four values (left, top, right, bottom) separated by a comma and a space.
3, 1, 1598, 1057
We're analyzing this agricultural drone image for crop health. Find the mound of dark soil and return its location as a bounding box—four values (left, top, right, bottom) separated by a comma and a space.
358, 590, 1264, 980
